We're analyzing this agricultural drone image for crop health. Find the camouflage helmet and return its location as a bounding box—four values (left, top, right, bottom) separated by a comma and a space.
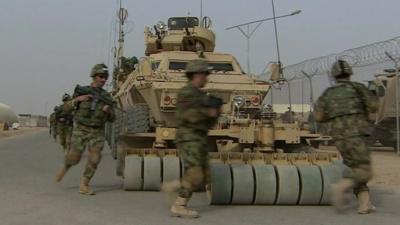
90, 63, 109, 77
62, 93, 71, 102
331, 59, 353, 78
185, 59, 212, 78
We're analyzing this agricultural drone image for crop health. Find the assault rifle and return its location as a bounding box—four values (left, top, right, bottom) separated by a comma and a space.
73, 85, 124, 112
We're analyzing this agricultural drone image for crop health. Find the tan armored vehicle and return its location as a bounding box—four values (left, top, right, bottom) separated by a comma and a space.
367, 70, 399, 149
108, 16, 343, 205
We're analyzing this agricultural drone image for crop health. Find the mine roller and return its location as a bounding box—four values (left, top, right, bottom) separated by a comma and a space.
106, 16, 344, 205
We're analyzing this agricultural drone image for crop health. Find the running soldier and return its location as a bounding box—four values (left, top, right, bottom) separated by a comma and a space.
169, 60, 221, 218
55, 63, 115, 195
314, 59, 378, 214
56, 94, 74, 152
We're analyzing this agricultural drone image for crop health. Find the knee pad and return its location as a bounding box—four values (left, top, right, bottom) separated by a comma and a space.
88, 151, 102, 165
65, 151, 82, 165
182, 167, 205, 190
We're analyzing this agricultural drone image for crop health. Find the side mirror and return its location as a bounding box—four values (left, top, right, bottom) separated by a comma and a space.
377, 86, 385, 97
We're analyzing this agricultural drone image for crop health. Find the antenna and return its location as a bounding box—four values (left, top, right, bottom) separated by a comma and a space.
200, 0, 203, 26
114, 0, 128, 91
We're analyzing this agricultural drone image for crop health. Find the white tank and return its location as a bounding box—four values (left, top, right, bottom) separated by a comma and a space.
0, 103, 18, 124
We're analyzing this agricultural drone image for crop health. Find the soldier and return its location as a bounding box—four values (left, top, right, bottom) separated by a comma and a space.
49, 106, 58, 140
281, 106, 295, 123
314, 59, 378, 214
169, 60, 221, 218
56, 94, 74, 152
55, 63, 115, 195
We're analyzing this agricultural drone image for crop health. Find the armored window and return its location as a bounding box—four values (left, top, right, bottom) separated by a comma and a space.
169, 61, 235, 73
169, 61, 187, 71
209, 63, 234, 72
151, 61, 160, 71
168, 17, 199, 30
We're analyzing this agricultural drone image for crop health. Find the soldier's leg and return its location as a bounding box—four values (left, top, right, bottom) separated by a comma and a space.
58, 126, 67, 150
332, 138, 356, 211
79, 132, 105, 195
171, 141, 206, 218
334, 137, 374, 213
55, 128, 86, 182
345, 137, 374, 214
65, 127, 72, 153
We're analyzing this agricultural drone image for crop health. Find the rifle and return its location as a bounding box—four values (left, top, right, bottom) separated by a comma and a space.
73, 85, 124, 112
204, 95, 223, 109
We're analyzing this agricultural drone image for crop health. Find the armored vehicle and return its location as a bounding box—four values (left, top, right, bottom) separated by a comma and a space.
367, 70, 399, 149
107, 16, 343, 205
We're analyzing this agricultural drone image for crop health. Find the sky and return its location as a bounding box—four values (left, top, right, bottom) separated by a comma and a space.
0, 0, 399, 115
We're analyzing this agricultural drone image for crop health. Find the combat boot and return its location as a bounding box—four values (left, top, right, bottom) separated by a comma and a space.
170, 197, 199, 218
357, 191, 376, 214
332, 178, 354, 212
55, 166, 69, 183
79, 177, 95, 195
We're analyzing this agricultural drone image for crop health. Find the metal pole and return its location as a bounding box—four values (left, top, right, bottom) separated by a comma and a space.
270, 86, 274, 105
246, 25, 251, 73
287, 80, 293, 123
302, 71, 317, 132
271, 0, 281, 65
301, 79, 304, 116
200, 0, 203, 25
397, 61, 400, 155
385, 52, 400, 155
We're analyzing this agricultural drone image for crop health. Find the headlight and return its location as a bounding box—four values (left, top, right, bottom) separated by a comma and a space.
233, 96, 245, 109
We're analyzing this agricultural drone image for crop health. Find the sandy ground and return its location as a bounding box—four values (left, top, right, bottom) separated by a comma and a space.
320, 145, 400, 188
0, 127, 46, 140
370, 151, 400, 188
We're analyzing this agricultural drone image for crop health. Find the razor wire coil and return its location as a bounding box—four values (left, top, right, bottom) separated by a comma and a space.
283, 36, 400, 81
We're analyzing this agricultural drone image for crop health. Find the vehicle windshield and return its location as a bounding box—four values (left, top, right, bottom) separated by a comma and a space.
169, 61, 234, 72
168, 17, 199, 30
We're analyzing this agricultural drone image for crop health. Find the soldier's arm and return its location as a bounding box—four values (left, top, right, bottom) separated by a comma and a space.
62, 101, 75, 113
357, 83, 379, 113
314, 95, 328, 123
178, 91, 210, 123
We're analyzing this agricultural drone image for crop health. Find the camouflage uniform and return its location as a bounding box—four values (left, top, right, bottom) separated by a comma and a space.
314, 60, 378, 214
56, 64, 115, 195
176, 83, 218, 199
49, 108, 57, 140
170, 59, 219, 218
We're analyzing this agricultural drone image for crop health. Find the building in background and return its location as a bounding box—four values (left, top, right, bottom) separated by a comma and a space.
18, 114, 48, 127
